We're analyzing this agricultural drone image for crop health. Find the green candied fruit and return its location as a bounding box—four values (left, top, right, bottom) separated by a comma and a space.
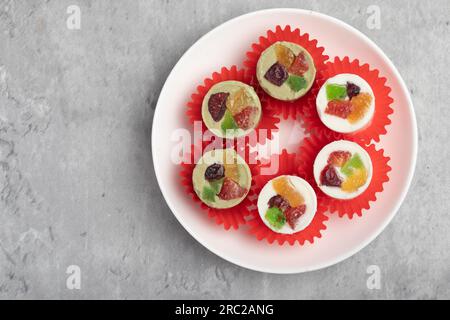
341, 153, 364, 176
202, 186, 216, 203
326, 84, 347, 101
209, 178, 224, 194
287, 75, 307, 92
265, 207, 286, 230
221, 110, 238, 132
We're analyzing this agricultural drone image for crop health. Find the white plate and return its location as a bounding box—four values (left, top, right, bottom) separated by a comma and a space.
151, 9, 417, 274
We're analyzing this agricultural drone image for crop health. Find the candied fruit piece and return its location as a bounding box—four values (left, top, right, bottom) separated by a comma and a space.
288, 52, 309, 76
202, 186, 216, 203
275, 44, 295, 68
341, 153, 364, 176
341, 168, 368, 193
204, 163, 225, 181
348, 92, 372, 124
227, 88, 253, 116
208, 92, 228, 122
233, 106, 258, 130
327, 151, 352, 167
264, 62, 288, 86
320, 164, 342, 187
217, 177, 247, 200
287, 75, 307, 92
326, 84, 347, 101
346, 82, 361, 99
272, 177, 304, 207
285, 204, 306, 229
268, 195, 290, 212
224, 163, 240, 182
221, 110, 238, 132
325, 100, 353, 119
265, 207, 285, 230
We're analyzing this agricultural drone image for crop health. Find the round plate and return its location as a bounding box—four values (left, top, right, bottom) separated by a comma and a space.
151, 9, 417, 274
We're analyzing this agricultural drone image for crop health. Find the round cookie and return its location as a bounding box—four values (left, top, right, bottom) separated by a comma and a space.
313, 140, 373, 200
256, 41, 316, 101
192, 148, 251, 209
201, 81, 261, 138
257, 175, 317, 234
316, 73, 375, 133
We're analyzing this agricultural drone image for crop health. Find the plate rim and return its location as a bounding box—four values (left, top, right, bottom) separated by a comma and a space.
151, 8, 418, 274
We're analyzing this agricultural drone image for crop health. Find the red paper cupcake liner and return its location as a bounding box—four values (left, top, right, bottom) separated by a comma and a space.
243, 25, 329, 120
246, 149, 328, 245
179, 143, 258, 230
297, 132, 392, 219
186, 66, 280, 146
302, 56, 394, 144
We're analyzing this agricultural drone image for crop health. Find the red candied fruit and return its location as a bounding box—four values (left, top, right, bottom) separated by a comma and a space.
208, 92, 229, 122
217, 177, 247, 200
233, 106, 258, 130
285, 204, 306, 229
325, 100, 353, 119
288, 52, 309, 76
320, 164, 342, 187
327, 151, 352, 167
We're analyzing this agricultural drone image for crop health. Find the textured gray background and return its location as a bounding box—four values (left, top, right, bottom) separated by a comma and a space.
0, 0, 448, 300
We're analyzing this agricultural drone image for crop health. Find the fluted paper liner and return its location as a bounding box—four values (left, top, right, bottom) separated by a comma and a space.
297, 132, 391, 219
244, 25, 329, 120
302, 57, 394, 144
186, 66, 279, 146
246, 150, 328, 245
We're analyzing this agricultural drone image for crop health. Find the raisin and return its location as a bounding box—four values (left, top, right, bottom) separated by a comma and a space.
285, 204, 306, 229
320, 164, 342, 187
204, 163, 225, 181
346, 82, 361, 99
268, 195, 290, 212
208, 92, 228, 122
325, 100, 353, 119
264, 62, 288, 86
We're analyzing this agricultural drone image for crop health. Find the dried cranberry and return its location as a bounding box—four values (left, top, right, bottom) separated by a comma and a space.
204, 163, 224, 181
346, 82, 361, 99
325, 100, 353, 119
320, 164, 342, 187
285, 204, 306, 229
208, 92, 229, 122
268, 195, 290, 212
264, 62, 288, 86
217, 177, 247, 200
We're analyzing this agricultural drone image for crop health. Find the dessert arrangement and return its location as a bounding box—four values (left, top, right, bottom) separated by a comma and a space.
181, 25, 393, 244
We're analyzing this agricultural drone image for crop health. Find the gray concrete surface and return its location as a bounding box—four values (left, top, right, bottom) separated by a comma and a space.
0, 0, 448, 299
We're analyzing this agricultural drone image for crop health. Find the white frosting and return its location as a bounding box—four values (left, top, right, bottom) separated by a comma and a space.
257, 175, 317, 234
316, 73, 375, 133
313, 140, 373, 200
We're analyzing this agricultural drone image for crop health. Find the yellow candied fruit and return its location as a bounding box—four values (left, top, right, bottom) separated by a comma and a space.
348, 92, 373, 124
341, 168, 368, 193
221, 152, 240, 182
275, 44, 295, 69
272, 176, 304, 207
226, 88, 253, 116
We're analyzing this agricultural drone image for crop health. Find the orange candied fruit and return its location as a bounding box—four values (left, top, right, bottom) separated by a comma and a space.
341, 168, 368, 193
226, 88, 253, 116
348, 92, 373, 124
275, 44, 295, 69
272, 176, 304, 207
